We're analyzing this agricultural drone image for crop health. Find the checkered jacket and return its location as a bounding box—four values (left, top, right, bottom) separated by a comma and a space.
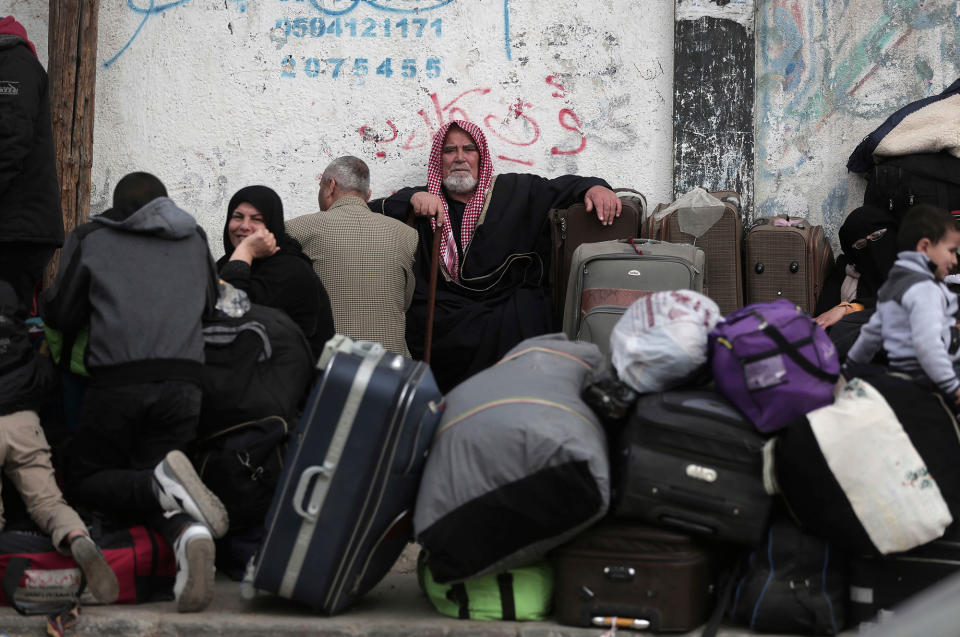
286, 196, 417, 356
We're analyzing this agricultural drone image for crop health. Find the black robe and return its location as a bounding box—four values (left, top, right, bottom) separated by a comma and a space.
372, 172, 608, 391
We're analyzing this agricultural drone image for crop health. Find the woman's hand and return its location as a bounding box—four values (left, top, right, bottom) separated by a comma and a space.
230, 227, 279, 264
814, 305, 848, 329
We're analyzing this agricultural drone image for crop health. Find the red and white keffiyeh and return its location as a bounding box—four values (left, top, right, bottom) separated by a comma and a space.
426, 120, 494, 282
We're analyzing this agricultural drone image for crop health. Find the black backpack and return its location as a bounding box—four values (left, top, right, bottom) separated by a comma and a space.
864, 152, 960, 220
730, 512, 847, 635
199, 304, 314, 435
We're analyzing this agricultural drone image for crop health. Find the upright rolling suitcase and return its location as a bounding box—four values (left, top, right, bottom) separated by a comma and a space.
744, 216, 834, 314
549, 189, 646, 329
250, 335, 443, 614
645, 190, 744, 315
553, 522, 716, 631
562, 238, 705, 353
612, 390, 772, 546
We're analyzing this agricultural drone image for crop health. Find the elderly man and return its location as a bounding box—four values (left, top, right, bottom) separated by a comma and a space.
287, 156, 417, 356
372, 119, 620, 391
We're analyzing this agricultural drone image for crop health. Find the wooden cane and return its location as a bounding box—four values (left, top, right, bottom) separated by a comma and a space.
424, 212, 444, 364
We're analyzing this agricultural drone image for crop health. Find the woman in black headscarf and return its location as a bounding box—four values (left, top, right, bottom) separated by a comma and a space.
814, 204, 899, 331
218, 185, 334, 357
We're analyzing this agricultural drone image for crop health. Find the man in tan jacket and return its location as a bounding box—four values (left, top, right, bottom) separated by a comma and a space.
287, 156, 417, 356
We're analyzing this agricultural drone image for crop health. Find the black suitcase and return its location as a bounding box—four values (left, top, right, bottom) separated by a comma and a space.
250, 336, 443, 613
848, 531, 960, 624
553, 522, 716, 632
612, 390, 772, 546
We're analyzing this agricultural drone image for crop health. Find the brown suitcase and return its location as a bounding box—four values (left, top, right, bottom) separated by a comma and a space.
744, 215, 835, 314
643, 190, 743, 316
552, 522, 715, 632
549, 189, 646, 329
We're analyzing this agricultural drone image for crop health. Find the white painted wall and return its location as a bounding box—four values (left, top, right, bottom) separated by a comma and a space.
38, 0, 668, 257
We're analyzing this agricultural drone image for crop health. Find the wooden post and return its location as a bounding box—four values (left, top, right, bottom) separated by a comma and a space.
673, 0, 756, 217
46, 0, 99, 283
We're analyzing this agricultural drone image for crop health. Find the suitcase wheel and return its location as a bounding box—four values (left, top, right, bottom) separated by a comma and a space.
755, 262, 764, 274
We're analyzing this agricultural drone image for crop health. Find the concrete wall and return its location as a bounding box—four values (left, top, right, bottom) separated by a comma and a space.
73, 0, 672, 257
7, 0, 960, 250
754, 0, 960, 240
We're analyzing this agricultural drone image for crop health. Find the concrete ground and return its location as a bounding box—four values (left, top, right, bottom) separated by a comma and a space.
0, 545, 862, 637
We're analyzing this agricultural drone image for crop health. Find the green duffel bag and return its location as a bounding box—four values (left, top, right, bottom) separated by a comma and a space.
43, 324, 90, 377
418, 554, 554, 621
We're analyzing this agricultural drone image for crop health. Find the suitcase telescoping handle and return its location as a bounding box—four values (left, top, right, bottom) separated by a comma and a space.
292, 464, 333, 523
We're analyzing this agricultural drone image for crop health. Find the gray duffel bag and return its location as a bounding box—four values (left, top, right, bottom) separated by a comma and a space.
413, 334, 609, 584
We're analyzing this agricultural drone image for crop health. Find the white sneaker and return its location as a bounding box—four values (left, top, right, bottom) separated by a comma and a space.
153, 450, 229, 538
173, 524, 215, 613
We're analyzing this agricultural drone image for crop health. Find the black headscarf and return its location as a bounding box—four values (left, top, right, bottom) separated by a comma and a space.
222, 185, 309, 263
838, 205, 899, 299
100, 172, 168, 221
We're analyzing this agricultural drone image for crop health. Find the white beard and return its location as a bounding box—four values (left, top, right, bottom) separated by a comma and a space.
443, 171, 478, 195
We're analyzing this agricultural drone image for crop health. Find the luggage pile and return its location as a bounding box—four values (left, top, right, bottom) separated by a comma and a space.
233, 185, 957, 634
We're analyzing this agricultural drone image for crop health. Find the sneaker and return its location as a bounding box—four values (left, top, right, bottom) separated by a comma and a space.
173, 524, 215, 613
70, 535, 119, 604
153, 450, 229, 538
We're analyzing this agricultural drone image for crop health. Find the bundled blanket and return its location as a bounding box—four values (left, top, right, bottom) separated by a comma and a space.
847, 77, 960, 173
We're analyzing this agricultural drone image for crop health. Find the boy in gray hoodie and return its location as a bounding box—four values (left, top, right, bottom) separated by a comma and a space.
40, 173, 227, 612
846, 204, 960, 402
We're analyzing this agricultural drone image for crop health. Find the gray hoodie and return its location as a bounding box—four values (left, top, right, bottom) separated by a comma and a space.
847, 251, 960, 393
40, 197, 217, 384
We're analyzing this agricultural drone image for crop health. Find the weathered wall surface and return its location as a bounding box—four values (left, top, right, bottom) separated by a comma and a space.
61, 0, 673, 256
755, 0, 960, 241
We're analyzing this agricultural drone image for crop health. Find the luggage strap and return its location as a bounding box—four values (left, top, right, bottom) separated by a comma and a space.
1, 556, 85, 617
760, 325, 838, 383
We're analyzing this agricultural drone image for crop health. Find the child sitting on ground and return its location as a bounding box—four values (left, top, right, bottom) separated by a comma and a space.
846, 204, 960, 403
0, 281, 118, 603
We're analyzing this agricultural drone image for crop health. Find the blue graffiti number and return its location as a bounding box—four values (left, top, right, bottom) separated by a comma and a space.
306, 0, 455, 16
282, 56, 440, 80
275, 17, 442, 39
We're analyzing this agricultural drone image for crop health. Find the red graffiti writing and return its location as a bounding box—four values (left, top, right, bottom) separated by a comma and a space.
551, 108, 587, 156
358, 76, 587, 166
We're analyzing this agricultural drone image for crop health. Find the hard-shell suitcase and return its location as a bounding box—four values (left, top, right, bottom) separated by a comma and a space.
848, 529, 960, 624
250, 335, 443, 614
553, 522, 715, 632
549, 189, 646, 329
612, 390, 772, 546
644, 190, 744, 315
744, 216, 834, 314
562, 238, 705, 354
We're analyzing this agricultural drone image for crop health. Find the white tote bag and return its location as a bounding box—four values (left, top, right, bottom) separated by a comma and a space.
808, 378, 952, 554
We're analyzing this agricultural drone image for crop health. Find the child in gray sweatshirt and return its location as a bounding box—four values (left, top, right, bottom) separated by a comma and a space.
847, 204, 960, 403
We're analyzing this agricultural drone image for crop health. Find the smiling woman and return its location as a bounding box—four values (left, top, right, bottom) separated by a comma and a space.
217, 186, 335, 359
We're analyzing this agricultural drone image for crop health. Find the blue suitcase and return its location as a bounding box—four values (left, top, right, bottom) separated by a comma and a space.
249, 336, 443, 613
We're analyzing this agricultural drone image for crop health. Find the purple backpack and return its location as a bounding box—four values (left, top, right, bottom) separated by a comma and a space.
709, 299, 839, 432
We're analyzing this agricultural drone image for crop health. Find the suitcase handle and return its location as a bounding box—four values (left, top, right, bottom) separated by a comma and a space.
292, 464, 332, 522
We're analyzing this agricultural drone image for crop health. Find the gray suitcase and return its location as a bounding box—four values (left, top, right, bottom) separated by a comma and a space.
562, 239, 705, 354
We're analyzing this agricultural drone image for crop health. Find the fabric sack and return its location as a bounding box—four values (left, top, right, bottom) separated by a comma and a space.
730, 513, 846, 635
194, 415, 289, 531
769, 377, 953, 555
414, 334, 609, 584
0, 526, 174, 614
418, 553, 553, 621
710, 299, 839, 432
610, 290, 722, 393
200, 304, 313, 434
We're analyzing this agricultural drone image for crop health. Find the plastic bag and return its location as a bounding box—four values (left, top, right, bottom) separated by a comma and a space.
653, 187, 726, 241
610, 290, 722, 393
